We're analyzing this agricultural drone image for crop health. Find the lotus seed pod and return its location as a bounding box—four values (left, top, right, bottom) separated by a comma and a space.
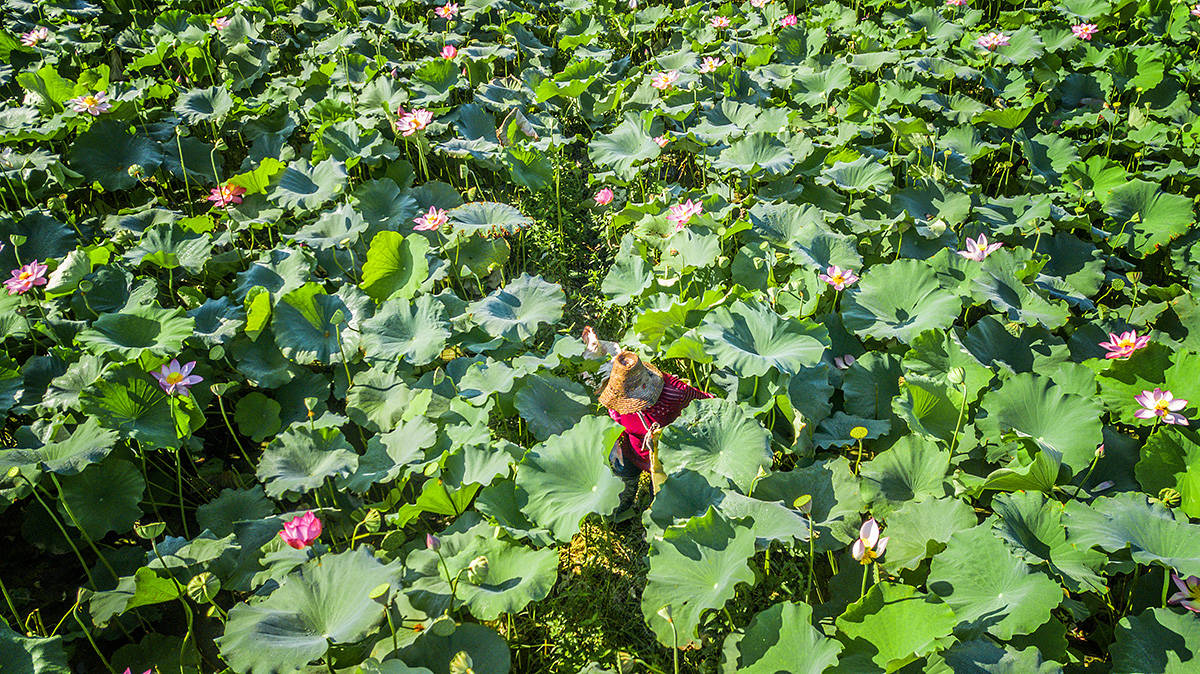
449, 651, 475, 674
187, 572, 220, 604
1160, 488, 1182, 508
429, 613, 456, 637
134, 521, 166, 540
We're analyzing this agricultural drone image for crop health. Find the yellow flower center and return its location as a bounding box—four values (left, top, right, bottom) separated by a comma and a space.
166, 372, 184, 385
1155, 399, 1173, 413
858, 546, 880, 565
18, 271, 31, 280
82, 96, 97, 107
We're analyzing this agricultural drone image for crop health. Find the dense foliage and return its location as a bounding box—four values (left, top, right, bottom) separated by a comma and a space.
2, 0, 1200, 671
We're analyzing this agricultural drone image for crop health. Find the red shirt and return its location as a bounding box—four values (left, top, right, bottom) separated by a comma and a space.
609, 372, 714, 472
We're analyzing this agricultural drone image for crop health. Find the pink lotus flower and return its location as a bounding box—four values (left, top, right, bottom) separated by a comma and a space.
667, 199, 703, 230
279, 511, 322, 549
4, 261, 48, 295
1192, 4, 1200, 17
396, 108, 433, 136
750, 0, 769, 6
977, 32, 1010, 50
414, 206, 448, 231
1071, 23, 1098, 40
426, 533, 441, 550
851, 518, 888, 565
834, 354, 856, 370
654, 134, 669, 147
699, 57, 724, 73
69, 91, 111, 116
945, 0, 967, 6
121, 669, 153, 674
207, 183, 246, 208
1098, 330, 1150, 360
781, 14, 798, 28
152, 359, 203, 396
211, 16, 231, 29
956, 234, 1003, 261
441, 44, 457, 59
1169, 573, 1200, 612
435, 2, 459, 18
21, 27, 50, 46
819, 265, 859, 291
594, 188, 614, 206
1135, 389, 1189, 425
651, 70, 680, 90
711, 16, 730, 28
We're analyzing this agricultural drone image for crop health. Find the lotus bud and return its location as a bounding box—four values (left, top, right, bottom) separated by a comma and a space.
187, 572, 221, 604
947, 367, 965, 385
467, 555, 489, 584
426, 533, 441, 550
1095, 444, 1105, 458
1093, 480, 1114, 492
1160, 488, 1182, 508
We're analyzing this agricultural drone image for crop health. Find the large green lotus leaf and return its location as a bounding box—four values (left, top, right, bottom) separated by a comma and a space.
927, 527, 1060, 639
161, 135, 225, 183
89, 566, 182, 626
81, 365, 200, 450
217, 548, 400, 674
57, 459, 144, 539
641, 508, 756, 647
1112, 607, 1200, 674
443, 235, 510, 279
0, 212, 75, 273
720, 601, 841, 673
841, 351, 902, 420
601, 234, 653, 306
345, 367, 437, 432
292, 204, 369, 252
1063, 492, 1200, 576
360, 231, 430, 302
196, 486, 276, 538
713, 133, 795, 175
360, 294, 449, 366
268, 158, 348, 211
403, 520, 558, 621
791, 62, 851, 106
843, 260, 962, 344
1136, 427, 1200, 519
990, 491, 1106, 593
1101, 179, 1193, 257
893, 373, 966, 443
128, 223, 212, 273
174, 86, 235, 124
785, 364, 835, 429
588, 114, 660, 180
822, 156, 893, 194
515, 415, 624, 541
883, 497, 977, 571
69, 120, 162, 191
835, 582, 957, 672
962, 316, 1070, 376
272, 283, 360, 365
448, 201, 532, 238
754, 457, 862, 553
931, 639, 1062, 674
813, 412, 890, 450
398, 623, 511, 674
76, 304, 195, 359
234, 392, 282, 443
659, 398, 772, 492
352, 179, 419, 234
698, 300, 829, 377
514, 373, 592, 441
902, 329, 993, 404
971, 255, 1070, 329
256, 426, 358, 497
859, 435, 950, 516
468, 273, 564, 341
978, 372, 1102, 474
0, 624, 70, 673
341, 418, 437, 493
0, 417, 116, 475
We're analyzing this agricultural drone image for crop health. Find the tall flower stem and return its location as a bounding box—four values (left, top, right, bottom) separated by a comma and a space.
860, 562, 869, 600
949, 381, 968, 453
14, 474, 96, 587
49, 474, 119, 582
168, 395, 190, 538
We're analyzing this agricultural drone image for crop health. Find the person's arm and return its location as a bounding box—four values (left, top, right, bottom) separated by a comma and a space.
581, 326, 620, 360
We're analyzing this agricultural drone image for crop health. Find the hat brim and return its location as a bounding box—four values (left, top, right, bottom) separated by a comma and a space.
599, 359, 664, 414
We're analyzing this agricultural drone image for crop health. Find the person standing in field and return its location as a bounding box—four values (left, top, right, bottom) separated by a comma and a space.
581, 327, 713, 516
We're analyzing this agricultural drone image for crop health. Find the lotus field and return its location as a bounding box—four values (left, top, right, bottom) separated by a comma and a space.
5, 0, 1200, 671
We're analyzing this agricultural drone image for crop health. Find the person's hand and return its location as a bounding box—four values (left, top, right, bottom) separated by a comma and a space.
581, 325, 601, 356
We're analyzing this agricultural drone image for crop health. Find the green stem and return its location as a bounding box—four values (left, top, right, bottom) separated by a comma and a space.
17, 474, 96, 588
949, 382, 968, 454
73, 605, 116, 674
49, 474, 119, 582
0, 574, 22, 628
860, 562, 869, 600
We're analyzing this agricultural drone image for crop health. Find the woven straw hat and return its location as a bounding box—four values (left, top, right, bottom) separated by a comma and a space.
598, 351, 665, 414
